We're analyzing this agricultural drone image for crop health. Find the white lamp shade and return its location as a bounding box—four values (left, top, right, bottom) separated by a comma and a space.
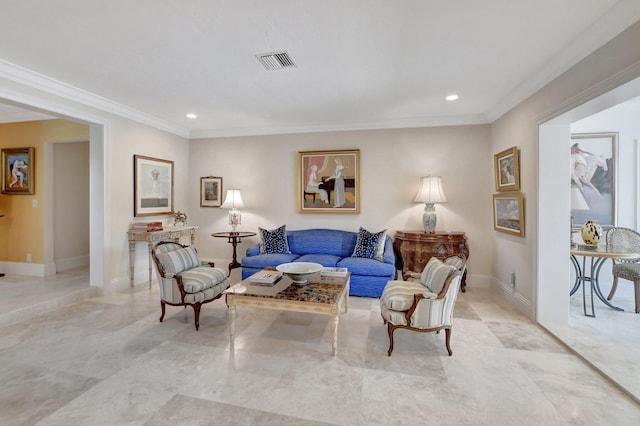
413, 176, 447, 203
570, 187, 589, 210
220, 189, 245, 209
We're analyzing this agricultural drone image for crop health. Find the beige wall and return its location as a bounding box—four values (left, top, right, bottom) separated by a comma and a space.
490, 20, 640, 317
189, 125, 494, 285
0, 119, 89, 264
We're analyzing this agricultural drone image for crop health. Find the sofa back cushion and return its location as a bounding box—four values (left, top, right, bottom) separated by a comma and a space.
157, 246, 200, 275
286, 229, 358, 257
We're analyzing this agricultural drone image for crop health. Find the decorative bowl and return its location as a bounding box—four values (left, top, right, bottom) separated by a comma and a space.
276, 262, 323, 284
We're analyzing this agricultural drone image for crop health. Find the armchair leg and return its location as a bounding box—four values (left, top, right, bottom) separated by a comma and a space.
634, 279, 640, 314
607, 276, 619, 300
387, 323, 396, 356
444, 328, 452, 356
159, 301, 166, 323
192, 304, 202, 330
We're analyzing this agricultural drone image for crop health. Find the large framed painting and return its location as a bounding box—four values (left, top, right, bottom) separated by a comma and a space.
570, 132, 617, 227
1, 147, 34, 195
494, 146, 520, 192
298, 149, 360, 213
134, 155, 174, 217
200, 176, 223, 207
493, 193, 525, 237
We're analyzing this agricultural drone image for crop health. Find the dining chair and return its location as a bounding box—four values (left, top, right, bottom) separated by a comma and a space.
606, 227, 640, 313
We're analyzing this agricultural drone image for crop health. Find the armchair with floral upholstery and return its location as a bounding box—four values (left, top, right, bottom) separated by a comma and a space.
380, 255, 466, 356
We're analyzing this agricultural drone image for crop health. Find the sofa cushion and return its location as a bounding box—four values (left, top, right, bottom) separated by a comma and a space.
338, 256, 396, 277
352, 227, 387, 261
286, 229, 358, 257
259, 225, 291, 254
295, 254, 341, 267
157, 246, 200, 275
242, 252, 300, 270
420, 257, 455, 293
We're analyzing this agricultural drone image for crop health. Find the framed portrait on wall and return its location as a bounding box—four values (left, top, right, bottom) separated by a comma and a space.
298, 149, 360, 213
1, 147, 34, 195
493, 193, 525, 237
570, 132, 617, 227
200, 176, 223, 207
494, 146, 520, 192
134, 155, 174, 217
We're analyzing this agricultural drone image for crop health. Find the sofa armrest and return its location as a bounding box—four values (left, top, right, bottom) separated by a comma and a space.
382, 237, 395, 265
246, 245, 260, 256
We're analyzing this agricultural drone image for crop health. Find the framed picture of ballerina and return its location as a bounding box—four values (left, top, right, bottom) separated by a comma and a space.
570, 132, 617, 227
297, 149, 360, 214
1, 147, 34, 195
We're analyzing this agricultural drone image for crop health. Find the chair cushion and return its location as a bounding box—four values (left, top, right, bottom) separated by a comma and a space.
351, 227, 387, 261
420, 257, 456, 293
157, 246, 200, 275
612, 262, 640, 279
259, 225, 291, 254
380, 280, 437, 312
180, 266, 228, 293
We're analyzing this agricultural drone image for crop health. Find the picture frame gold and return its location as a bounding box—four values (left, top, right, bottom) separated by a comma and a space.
493, 193, 525, 237
200, 176, 223, 207
298, 149, 360, 213
134, 155, 174, 217
494, 146, 520, 192
1, 147, 34, 195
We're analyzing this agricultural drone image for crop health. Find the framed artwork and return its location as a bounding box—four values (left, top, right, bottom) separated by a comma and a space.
200, 176, 223, 207
298, 149, 360, 213
1, 147, 34, 195
494, 146, 520, 192
570, 132, 617, 227
493, 193, 525, 237
134, 155, 174, 217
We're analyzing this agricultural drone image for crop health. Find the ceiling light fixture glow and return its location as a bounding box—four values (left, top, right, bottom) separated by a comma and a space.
186, 113, 197, 119
445, 94, 459, 101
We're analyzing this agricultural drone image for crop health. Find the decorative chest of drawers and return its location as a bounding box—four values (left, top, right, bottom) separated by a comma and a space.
393, 230, 470, 291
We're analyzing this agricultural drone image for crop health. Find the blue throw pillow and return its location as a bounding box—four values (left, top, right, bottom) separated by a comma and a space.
259, 225, 291, 254
351, 227, 387, 261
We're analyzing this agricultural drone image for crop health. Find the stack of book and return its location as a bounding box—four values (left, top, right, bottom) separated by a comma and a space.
248, 270, 283, 285
321, 267, 348, 277
130, 221, 163, 232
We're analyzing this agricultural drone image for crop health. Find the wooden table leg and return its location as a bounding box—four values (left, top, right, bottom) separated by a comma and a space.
128, 240, 135, 287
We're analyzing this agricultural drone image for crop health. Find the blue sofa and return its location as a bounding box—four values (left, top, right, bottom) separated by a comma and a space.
241, 228, 396, 297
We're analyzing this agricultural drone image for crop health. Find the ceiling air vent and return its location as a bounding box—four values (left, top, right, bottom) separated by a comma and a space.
256, 51, 296, 70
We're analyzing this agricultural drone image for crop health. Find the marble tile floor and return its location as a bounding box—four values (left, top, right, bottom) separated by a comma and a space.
0, 271, 639, 425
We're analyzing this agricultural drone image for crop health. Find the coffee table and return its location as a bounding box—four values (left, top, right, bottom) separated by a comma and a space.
225, 270, 350, 356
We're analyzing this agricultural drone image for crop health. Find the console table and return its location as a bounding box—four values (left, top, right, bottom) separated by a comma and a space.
393, 230, 470, 291
128, 225, 198, 288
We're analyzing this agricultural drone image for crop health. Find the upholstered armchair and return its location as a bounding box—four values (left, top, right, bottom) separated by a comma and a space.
151, 241, 230, 330
380, 255, 466, 356
606, 227, 640, 313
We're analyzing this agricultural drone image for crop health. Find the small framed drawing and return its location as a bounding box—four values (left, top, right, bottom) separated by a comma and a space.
494, 146, 520, 192
493, 193, 525, 237
200, 176, 223, 207
134, 155, 174, 217
298, 149, 360, 213
1, 147, 34, 195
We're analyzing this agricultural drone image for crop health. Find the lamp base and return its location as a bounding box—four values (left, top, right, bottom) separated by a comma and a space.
422, 203, 436, 233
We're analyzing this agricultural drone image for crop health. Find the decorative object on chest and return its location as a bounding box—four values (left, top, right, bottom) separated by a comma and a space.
393, 230, 470, 291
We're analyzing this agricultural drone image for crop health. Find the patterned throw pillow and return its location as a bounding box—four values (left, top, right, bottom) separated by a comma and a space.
351, 227, 387, 261
419, 257, 456, 293
259, 225, 291, 254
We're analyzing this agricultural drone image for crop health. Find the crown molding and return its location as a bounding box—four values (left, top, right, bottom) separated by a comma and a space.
189, 113, 489, 139
0, 59, 189, 137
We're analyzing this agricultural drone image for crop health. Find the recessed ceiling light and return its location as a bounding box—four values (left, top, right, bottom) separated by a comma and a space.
186, 113, 197, 119
445, 94, 459, 101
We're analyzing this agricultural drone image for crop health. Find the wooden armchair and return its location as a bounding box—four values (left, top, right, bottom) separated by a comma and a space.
380, 255, 466, 356
151, 241, 230, 330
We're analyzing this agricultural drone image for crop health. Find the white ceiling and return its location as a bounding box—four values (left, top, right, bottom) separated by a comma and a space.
1, 0, 640, 138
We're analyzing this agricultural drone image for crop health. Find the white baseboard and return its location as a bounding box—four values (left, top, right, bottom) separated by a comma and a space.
55, 254, 89, 272
0, 261, 56, 277
492, 277, 535, 320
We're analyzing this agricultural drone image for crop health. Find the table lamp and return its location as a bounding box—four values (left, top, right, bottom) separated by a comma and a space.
413, 176, 447, 233
220, 189, 245, 232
